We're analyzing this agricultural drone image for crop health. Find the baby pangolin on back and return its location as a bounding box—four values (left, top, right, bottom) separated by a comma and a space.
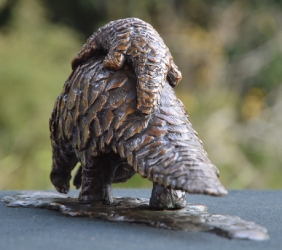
72, 18, 182, 115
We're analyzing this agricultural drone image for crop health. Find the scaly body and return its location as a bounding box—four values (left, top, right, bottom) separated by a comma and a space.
50, 56, 227, 208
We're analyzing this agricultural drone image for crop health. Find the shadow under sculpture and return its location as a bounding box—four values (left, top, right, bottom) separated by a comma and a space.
49, 18, 227, 210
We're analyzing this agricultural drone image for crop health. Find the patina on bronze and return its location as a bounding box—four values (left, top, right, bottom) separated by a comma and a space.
49, 18, 227, 210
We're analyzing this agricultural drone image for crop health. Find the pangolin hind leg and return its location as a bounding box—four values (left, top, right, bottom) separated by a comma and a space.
149, 182, 186, 210
78, 151, 125, 204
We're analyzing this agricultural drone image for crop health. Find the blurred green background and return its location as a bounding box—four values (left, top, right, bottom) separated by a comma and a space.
0, 0, 281, 191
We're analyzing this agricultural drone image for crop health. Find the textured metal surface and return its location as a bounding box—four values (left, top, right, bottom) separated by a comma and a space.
50, 19, 227, 207
71, 18, 182, 115
1, 192, 269, 241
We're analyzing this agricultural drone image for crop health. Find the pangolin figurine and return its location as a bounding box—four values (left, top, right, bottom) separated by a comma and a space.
72, 18, 182, 115
50, 19, 227, 210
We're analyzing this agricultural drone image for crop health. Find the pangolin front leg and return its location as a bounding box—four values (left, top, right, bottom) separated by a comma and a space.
71, 18, 182, 115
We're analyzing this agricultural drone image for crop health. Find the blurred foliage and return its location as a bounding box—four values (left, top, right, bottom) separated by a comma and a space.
0, 0, 281, 190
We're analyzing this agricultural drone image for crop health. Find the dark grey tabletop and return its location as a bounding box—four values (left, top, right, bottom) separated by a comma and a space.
0, 190, 281, 250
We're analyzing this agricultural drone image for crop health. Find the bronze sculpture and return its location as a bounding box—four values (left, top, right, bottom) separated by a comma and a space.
50, 18, 227, 210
